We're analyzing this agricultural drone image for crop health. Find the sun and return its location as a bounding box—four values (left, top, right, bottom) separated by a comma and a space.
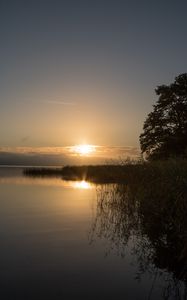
70, 144, 96, 156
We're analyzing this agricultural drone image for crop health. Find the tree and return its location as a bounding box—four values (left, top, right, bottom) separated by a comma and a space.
140, 73, 187, 160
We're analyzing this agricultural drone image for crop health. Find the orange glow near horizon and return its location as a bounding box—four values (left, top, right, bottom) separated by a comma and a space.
69, 144, 97, 156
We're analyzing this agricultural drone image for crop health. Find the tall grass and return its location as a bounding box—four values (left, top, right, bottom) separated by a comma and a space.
88, 160, 187, 299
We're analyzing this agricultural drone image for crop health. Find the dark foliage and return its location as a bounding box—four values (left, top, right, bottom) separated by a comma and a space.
140, 73, 187, 160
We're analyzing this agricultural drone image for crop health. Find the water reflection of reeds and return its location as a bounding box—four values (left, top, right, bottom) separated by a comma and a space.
89, 179, 187, 299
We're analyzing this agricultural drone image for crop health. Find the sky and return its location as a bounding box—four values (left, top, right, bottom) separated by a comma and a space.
1, 0, 187, 164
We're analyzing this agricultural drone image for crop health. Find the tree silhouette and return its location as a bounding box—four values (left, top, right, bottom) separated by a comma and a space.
140, 73, 187, 160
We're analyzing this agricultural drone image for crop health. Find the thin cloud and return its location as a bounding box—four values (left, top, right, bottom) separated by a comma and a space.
0, 146, 140, 166
95, 146, 140, 157
0, 146, 140, 157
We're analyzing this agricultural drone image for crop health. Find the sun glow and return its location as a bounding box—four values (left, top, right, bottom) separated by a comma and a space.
70, 144, 96, 156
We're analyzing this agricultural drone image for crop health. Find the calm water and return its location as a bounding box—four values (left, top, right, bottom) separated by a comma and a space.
0, 167, 185, 299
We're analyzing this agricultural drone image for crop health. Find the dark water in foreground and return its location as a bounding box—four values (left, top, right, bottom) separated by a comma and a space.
0, 167, 186, 299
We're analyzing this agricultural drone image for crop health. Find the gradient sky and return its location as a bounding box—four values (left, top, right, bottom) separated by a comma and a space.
1, 0, 187, 163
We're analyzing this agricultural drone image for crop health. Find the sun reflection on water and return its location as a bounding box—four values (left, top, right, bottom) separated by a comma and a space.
0, 174, 93, 190
72, 180, 92, 189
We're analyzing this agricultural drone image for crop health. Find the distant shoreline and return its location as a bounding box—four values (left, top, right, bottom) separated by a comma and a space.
23, 165, 134, 183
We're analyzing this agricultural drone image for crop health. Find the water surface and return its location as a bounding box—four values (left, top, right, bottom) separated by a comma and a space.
0, 167, 185, 299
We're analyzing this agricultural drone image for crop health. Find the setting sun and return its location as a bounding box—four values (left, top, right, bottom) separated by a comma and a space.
70, 144, 96, 156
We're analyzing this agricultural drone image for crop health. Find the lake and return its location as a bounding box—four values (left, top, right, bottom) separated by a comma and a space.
0, 167, 186, 299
